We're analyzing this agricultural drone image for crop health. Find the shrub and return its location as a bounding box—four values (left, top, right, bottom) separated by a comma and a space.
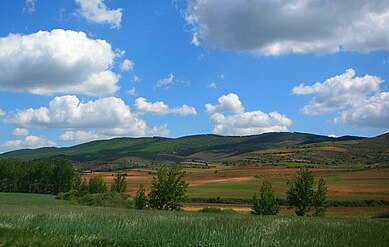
88, 177, 108, 194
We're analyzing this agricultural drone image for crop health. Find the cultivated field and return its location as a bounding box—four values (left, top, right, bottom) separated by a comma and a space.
0, 193, 388, 246
81, 165, 387, 203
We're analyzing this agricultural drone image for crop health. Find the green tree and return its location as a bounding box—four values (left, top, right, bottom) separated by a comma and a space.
313, 177, 329, 216
286, 167, 328, 216
148, 166, 189, 210
52, 160, 75, 194
72, 174, 89, 196
111, 173, 127, 193
134, 184, 147, 209
88, 177, 108, 194
252, 181, 279, 215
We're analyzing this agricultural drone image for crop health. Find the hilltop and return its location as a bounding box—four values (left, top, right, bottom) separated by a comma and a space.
1, 132, 388, 171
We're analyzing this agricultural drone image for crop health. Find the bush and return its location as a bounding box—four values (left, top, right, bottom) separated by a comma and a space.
88, 177, 108, 194
77, 192, 128, 208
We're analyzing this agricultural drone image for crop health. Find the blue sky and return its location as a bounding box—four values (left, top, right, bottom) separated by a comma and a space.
0, 0, 388, 153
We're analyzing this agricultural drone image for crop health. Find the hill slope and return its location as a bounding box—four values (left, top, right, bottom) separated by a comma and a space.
1, 132, 378, 170
232, 133, 389, 166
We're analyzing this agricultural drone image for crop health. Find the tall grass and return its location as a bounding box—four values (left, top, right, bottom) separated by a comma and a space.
0, 193, 388, 246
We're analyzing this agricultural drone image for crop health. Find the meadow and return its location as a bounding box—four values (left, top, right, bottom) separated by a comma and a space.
0, 193, 388, 247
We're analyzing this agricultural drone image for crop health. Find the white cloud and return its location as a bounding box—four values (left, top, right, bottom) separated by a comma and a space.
334, 92, 389, 129
206, 93, 292, 135
292, 69, 383, 115
185, 0, 389, 55
328, 134, 337, 138
120, 59, 134, 72
12, 128, 29, 137
0, 109, 5, 117
1, 135, 56, 151
132, 75, 141, 82
23, 0, 36, 14
205, 93, 244, 115
134, 97, 197, 116
156, 73, 175, 88
0, 29, 120, 96
126, 87, 137, 96
59, 131, 106, 142
207, 83, 217, 89
4, 95, 168, 142
293, 69, 389, 129
75, 0, 123, 29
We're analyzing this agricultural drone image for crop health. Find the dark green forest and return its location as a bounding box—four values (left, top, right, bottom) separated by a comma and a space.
0, 159, 74, 194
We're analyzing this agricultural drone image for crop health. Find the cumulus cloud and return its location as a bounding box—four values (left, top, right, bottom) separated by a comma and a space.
205, 93, 244, 114
292, 69, 383, 115
120, 59, 134, 72
59, 131, 106, 142
334, 92, 389, 129
12, 128, 29, 137
293, 69, 389, 129
156, 73, 175, 88
0, 29, 120, 96
134, 97, 197, 116
4, 95, 168, 142
75, 0, 123, 29
205, 93, 292, 135
1, 135, 56, 151
0, 109, 5, 117
185, 0, 389, 55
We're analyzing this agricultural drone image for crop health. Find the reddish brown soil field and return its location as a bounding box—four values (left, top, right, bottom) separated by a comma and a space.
82, 166, 389, 200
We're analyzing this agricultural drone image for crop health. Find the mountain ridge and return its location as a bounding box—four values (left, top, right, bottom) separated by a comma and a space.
3, 131, 384, 171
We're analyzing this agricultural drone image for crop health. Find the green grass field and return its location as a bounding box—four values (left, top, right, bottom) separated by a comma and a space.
0, 193, 388, 246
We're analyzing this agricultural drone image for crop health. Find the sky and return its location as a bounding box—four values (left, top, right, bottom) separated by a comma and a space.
0, 0, 388, 153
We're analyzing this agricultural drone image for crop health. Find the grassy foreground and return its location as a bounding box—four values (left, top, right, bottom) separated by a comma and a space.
0, 193, 388, 247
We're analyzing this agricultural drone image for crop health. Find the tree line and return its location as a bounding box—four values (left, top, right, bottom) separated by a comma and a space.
0, 159, 74, 194
0, 158, 327, 216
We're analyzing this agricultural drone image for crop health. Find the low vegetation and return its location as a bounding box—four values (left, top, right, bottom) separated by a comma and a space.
0, 193, 388, 247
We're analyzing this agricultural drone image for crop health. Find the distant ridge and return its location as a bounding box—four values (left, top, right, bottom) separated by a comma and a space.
1, 132, 386, 171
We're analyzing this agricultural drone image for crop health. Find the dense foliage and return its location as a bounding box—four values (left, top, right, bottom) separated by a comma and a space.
148, 166, 189, 210
88, 177, 108, 194
252, 181, 279, 215
0, 159, 74, 194
286, 168, 328, 216
134, 184, 147, 209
